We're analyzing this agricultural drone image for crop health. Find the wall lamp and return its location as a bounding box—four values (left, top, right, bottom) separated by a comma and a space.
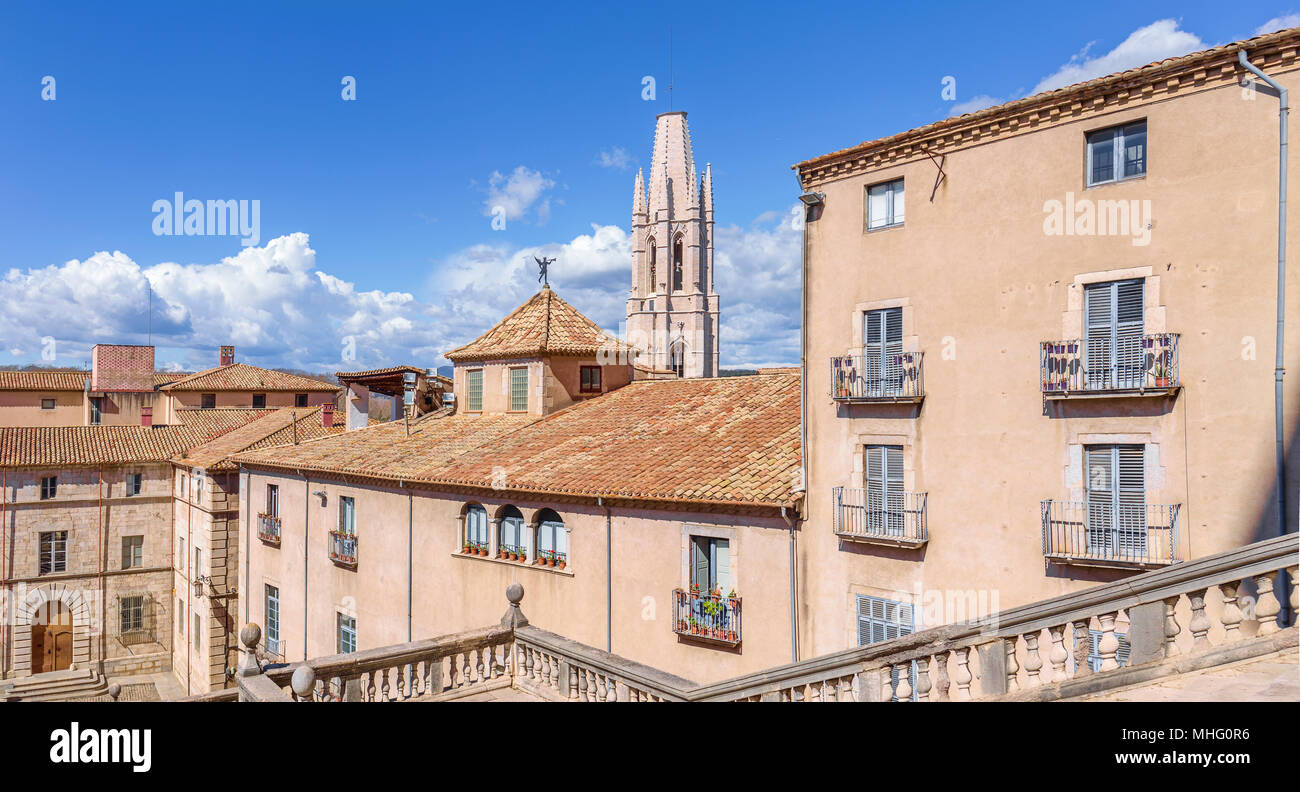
312, 490, 327, 506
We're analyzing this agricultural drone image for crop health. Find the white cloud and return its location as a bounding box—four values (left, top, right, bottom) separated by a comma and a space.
1256, 14, 1300, 34
947, 94, 1004, 117
595, 147, 632, 170
481, 166, 556, 224
1031, 19, 1205, 94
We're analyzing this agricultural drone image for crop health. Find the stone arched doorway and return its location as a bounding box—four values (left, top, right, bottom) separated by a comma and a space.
16, 583, 93, 676
31, 601, 73, 673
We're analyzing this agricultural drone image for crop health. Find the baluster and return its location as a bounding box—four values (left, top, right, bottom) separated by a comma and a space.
1254, 571, 1281, 636
1189, 588, 1211, 650
476, 647, 486, 682
568, 666, 580, 700
933, 651, 951, 701
915, 657, 932, 701
1048, 625, 1068, 680
1023, 631, 1043, 686
382, 667, 393, 700
1220, 581, 1243, 641
894, 663, 912, 701
364, 671, 375, 702
1288, 565, 1299, 624
577, 668, 589, 701
598, 674, 610, 701
1162, 596, 1182, 657
549, 655, 560, 690
953, 647, 972, 700
462, 651, 473, 686
839, 674, 854, 702
1072, 619, 1093, 677
398, 664, 409, 700
1096, 612, 1120, 671
1004, 636, 1020, 691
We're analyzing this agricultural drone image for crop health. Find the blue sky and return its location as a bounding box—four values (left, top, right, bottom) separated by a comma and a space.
0, 1, 1295, 372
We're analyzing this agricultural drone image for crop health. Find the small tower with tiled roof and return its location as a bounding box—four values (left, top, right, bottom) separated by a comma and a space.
626, 111, 720, 378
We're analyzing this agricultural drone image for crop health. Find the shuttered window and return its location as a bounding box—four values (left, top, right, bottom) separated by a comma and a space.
690, 536, 731, 592
866, 178, 904, 230
39, 531, 67, 574
863, 308, 904, 396
266, 484, 279, 518
856, 595, 917, 700
467, 369, 483, 411
465, 504, 489, 547
864, 445, 905, 535
509, 367, 528, 411
1086, 444, 1147, 557
1084, 279, 1144, 389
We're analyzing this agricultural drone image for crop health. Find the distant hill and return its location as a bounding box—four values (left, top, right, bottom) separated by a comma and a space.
719, 369, 758, 377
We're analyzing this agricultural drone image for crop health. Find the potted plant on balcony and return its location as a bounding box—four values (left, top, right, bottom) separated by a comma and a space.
555, 553, 567, 570
463, 542, 472, 554
1153, 360, 1170, 388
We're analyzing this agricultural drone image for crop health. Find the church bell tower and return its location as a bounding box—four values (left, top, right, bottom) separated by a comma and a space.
625, 111, 720, 378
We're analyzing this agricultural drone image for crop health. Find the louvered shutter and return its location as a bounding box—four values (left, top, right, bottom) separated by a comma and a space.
1084, 283, 1115, 389
1086, 447, 1115, 554
864, 311, 882, 397
692, 536, 710, 590
1117, 445, 1147, 557
713, 540, 731, 593
1115, 280, 1145, 388
1088, 630, 1132, 672
883, 308, 903, 395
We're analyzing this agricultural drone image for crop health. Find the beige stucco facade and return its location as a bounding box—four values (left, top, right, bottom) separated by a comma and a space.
796, 41, 1300, 659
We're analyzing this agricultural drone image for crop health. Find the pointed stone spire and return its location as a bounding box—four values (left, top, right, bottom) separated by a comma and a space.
646, 112, 696, 220
633, 168, 647, 219
701, 163, 713, 220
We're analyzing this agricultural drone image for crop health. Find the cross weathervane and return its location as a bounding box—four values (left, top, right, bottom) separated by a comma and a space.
534, 255, 555, 286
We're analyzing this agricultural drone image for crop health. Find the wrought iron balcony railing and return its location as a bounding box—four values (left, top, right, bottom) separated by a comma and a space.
257, 513, 281, 547
329, 531, 358, 569
1041, 499, 1181, 568
1040, 333, 1179, 396
833, 487, 928, 547
830, 353, 924, 402
672, 589, 741, 647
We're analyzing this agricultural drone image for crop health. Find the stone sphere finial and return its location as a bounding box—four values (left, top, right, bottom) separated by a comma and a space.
240, 622, 262, 650
506, 582, 524, 605
290, 665, 317, 700
107, 683, 121, 701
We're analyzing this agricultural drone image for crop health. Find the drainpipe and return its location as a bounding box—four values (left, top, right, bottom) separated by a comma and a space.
301, 470, 309, 661
406, 482, 412, 642
597, 496, 611, 652
1, 467, 6, 679
1238, 49, 1289, 541
241, 466, 249, 626
781, 506, 798, 663
98, 464, 106, 677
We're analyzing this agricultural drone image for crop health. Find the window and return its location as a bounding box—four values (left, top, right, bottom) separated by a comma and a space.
536, 509, 567, 565
252, 393, 266, 408
465, 504, 490, 551
126, 472, 142, 496
338, 496, 355, 535
648, 236, 657, 291
1087, 629, 1132, 672
467, 369, 483, 411
672, 235, 684, 291
178, 475, 187, 498
201, 393, 216, 409
580, 366, 602, 394
195, 547, 203, 578
196, 475, 204, 499
1086, 120, 1146, 186
120, 596, 144, 635
194, 612, 201, 652
856, 595, 917, 700
863, 307, 903, 396
41, 398, 55, 410
338, 613, 357, 654
690, 536, 731, 592
1085, 444, 1147, 557
90, 396, 103, 424
121, 536, 143, 569
177, 598, 185, 635
294, 393, 308, 408
40, 476, 57, 500
866, 178, 904, 230
39, 531, 67, 575
265, 585, 280, 655
509, 367, 528, 411
864, 445, 905, 536
179, 536, 185, 571
670, 343, 685, 378
266, 484, 279, 517
1084, 279, 1144, 389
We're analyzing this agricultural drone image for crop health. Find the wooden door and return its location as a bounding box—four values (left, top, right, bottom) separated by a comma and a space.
31, 601, 73, 674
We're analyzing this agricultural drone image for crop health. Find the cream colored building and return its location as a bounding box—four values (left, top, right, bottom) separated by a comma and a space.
795, 30, 1300, 659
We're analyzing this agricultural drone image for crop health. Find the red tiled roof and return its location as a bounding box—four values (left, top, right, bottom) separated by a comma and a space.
174, 406, 343, 470
444, 286, 637, 363
0, 370, 191, 391
159, 363, 339, 392
233, 374, 801, 509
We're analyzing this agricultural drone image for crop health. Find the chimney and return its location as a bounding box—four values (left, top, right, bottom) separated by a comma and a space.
141, 406, 153, 427
219, 345, 235, 366
321, 403, 335, 428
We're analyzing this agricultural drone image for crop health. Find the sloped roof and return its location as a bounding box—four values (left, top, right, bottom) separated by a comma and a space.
174, 406, 343, 470
233, 373, 801, 510
444, 286, 638, 363
0, 370, 190, 391
159, 363, 339, 392
0, 409, 268, 467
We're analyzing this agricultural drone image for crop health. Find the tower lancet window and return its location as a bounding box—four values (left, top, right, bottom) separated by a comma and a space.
648, 237, 657, 293
672, 235, 684, 292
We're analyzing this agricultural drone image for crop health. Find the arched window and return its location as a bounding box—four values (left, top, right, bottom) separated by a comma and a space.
535, 508, 567, 568
499, 505, 524, 558
463, 504, 488, 553
670, 342, 685, 378
672, 235, 684, 291
647, 237, 657, 293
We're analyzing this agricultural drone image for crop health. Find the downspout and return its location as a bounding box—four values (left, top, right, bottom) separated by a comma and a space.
1238, 49, 1289, 540
781, 506, 797, 663
185, 469, 193, 695
406, 482, 412, 643
98, 464, 106, 677
301, 470, 309, 661
1, 467, 6, 679
597, 496, 611, 652
241, 466, 249, 626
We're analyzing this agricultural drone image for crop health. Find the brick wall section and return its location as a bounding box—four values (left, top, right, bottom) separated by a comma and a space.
92, 345, 155, 392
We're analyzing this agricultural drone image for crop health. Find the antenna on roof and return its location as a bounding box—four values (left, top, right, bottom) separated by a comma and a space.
146, 280, 152, 346
668, 25, 674, 112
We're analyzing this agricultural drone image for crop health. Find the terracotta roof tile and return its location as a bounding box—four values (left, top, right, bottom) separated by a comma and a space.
175, 406, 344, 470
444, 286, 637, 362
159, 363, 339, 392
0, 370, 191, 391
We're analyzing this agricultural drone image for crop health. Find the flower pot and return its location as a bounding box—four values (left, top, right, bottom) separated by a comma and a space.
557, 560, 566, 570
1155, 377, 1169, 387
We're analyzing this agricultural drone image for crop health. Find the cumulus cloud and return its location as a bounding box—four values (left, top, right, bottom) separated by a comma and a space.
595, 147, 632, 170
1256, 14, 1300, 34
481, 166, 556, 224
1031, 19, 1205, 94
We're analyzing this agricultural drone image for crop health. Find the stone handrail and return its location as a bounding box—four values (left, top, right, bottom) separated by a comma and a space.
513, 624, 694, 701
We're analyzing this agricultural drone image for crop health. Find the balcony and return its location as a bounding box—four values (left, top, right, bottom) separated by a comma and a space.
672, 589, 741, 648
833, 487, 928, 548
1041, 499, 1181, 569
1040, 333, 1179, 398
329, 531, 358, 569
257, 513, 281, 547
830, 353, 924, 403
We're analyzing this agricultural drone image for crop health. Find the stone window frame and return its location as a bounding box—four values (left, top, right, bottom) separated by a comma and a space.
864, 175, 906, 233
1063, 431, 1169, 505
39, 475, 57, 500
679, 523, 739, 593
1060, 266, 1165, 341
849, 432, 917, 494
848, 297, 918, 360
38, 530, 68, 575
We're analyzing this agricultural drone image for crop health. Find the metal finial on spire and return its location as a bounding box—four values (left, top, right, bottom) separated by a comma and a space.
534, 255, 555, 286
